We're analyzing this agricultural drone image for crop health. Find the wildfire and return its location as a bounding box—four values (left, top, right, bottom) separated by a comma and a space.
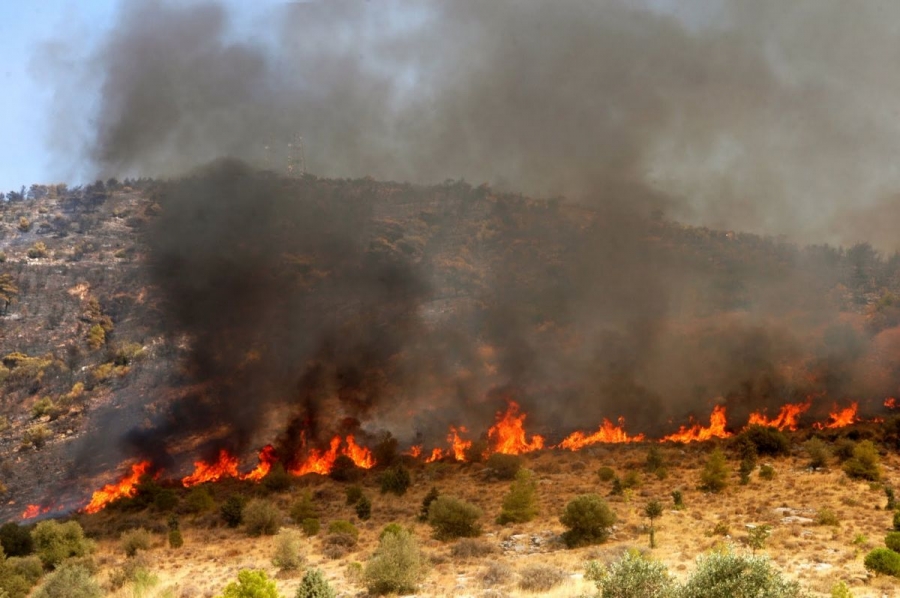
813, 402, 859, 429
747, 402, 811, 431
182, 449, 241, 487
661, 405, 731, 443
405, 445, 423, 459
423, 426, 473, 463
21, 504, 44, 519
487, 401, 545, 455
886, 397, 897, 409
83, 461, 153, 514
288, 435, 374, 476
241, 445, 278, 483
558, 417, 645, 450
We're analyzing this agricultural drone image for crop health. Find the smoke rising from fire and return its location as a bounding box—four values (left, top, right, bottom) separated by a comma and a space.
37, 1, 900, 468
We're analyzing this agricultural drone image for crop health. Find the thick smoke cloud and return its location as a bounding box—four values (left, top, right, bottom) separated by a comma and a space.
40, 0, 900, 467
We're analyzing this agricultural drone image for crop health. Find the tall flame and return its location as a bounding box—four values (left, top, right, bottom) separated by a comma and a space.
558, 417, 645, 450
661, 405, 731, 443
487, 401, 545, 455
813, 402, 859, 429
424, 447, 445, 463
83, 461, 153, 514
242, 444, 278, 483
747, 402, 811, 431
182, 449, 241, 487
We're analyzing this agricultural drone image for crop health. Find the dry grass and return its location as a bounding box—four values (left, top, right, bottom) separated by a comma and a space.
79, 446, 899, 597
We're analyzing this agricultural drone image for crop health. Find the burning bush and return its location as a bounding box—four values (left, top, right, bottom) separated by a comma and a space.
363, 527, 428, 595
427, 496, 483, 540
243, 499, 281, 537
560, 494, 616, 548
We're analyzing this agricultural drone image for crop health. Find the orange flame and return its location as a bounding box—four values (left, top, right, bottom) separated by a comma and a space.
558, 417, 645, 450
487, 401, 545, 455
424, 447, 444, 463
448, 426, 472, 461
84, 461, 153, 514
747, 402, 811, 431
182, 449, 241, 487
21, 504, 43, 519
661, 405, 731, 443
405, 445, 423, 459
813, 402, 859, 429
885, 397, 897, 409
288, 435, 374, 476
242, 444, 278, 483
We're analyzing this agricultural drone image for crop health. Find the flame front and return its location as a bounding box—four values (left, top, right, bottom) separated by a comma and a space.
83, 461, 152, 514
289, 435, 374, 476
558, 417, 645, 450
886, 397, 897, 409
813, 402, 859, 429
21, 504, 43, 519
661, 405, 731, 443
242, 445, 278, 482
487, 401, 545, 455
182, 449, 241, 487
747, 402, 811, 431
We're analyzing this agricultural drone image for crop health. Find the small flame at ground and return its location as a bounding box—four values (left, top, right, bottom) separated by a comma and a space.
21, 504, 45, 519
288, 435, 375, 476
423, 426, 473, 462
83, 461, 153, 514
661, 405, 731, 443
487, 401, 545, 454
885, 397, 897, 409
813, 402, 859, 429
747, 402, 811, 431
182, 449, 241, 487
241, 445, 278, 483
558, 417, 645, 450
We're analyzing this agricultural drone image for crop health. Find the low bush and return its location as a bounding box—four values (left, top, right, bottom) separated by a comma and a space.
272, 529, 305, 572
0, 523, 34, 557
699, 448, 729, 493
885, 531, 900, 553
428, 496, 482, 540
220, 494, 246, 528
290, 492, 318, 522
31, 564, 101, 598
185, 486, 215, 513
681, 548, 805, 597
598, 466, 616, 482
220, 569, 280, 598
759, 464, 775, 480
593, 550, 675, 598
329, 455, 361, 482
894, 510, 900, 532
843, 440, 881, 481
671, 490, 685, 509
560, 494, 616, 548
363, 528, 428, 595
243, 499, 281, 536
345, 485, 363, 505
485, 453, 523, 480
168, 528, 183, 549
295, 568, 335, 598
120, 528, 151, 558
355, 495, 372, 520
517, 564, 566, 593
419, 486, 439, 521
261, 463, 291, 493
816, 508, 840, 527
379, 464, 412, 496
479, 561, 513, 588
31, 520, 94, 569
804, 437, 831, 469
300, 518, 320, 537
735, 425, 791, 457
497, 469, 538, 524
864, 547, 900, 577
450, 538, 496, 559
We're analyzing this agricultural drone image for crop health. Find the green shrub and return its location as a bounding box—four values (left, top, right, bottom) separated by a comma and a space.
622, 470, 641, 489
0, 551, 39, 598
329, 455, 361, 482
168, 529, 183, 549
739, 457, 755, 485
290, 493, 318, 522
560, 494, 616, 548
681, 548, 805, 597
428, 496, 482, 540
829, 581, 853, 598
885, 531, 900, 553
735, 425, 791, 457
379, 465, 412, 496
816, 508, 840, 527
699, 448, 729, 493
864, 547, 900, 577
326, 520, 359, 542
833, 438, 856, 462
261, 463, 291, 493
759, 464, 775, 480
893, 510, 900, 532
886, 486, 897, 510
843, 440, 881, 481
363, 528, 428, 595
593, 550, 675, 598
479, 561, 513, 588
31, 564, 101, 598
31, 520, 93, 569
6, 555, 42, 585
345, 485, 363, 505
671, 490, 685, 509
295, 568, 335, 598
804, 437, 830, 469
497, 469, 538, 524
221, 495, 246, 528
300, 518, 320, 537
598, 466, 616, 482
153, 488, 178, 511
355, 495, 372, 521
120, 528, 151, 558
243, 499, 280, 537
272, 529, 304, 572
26, 242, 48, 260
31, 397, 63, 420
485, 453, 523, 480
645, 446, 665, 472
517, 564, 566, 593
219, 569, 280, 598
419, 486, 439, 521
449, 538, 495, 559
185, 486, 215, 513
86, 325, 105, 351
747, 525, 771, 553
0, 523, 34, 557
645, 499, 664, 548
22, 425, 52, 450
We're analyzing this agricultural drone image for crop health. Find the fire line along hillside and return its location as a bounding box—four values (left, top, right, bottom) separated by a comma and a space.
1, 167, 900, 596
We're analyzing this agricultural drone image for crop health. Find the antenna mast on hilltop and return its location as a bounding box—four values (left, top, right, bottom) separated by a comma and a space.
287, 133, 306, 177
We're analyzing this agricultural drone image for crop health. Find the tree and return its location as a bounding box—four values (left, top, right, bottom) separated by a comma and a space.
700, 448, 729, 493
645, 499, 663, 548
0, 274, 18, 316
497, 469, 538, 524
